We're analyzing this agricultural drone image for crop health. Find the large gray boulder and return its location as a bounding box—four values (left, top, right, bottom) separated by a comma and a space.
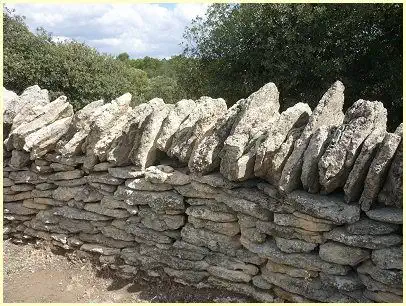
279, 81, 345, 193
168, 96, 227, 163
319, 99, 386, 194
220, 83, 280, 181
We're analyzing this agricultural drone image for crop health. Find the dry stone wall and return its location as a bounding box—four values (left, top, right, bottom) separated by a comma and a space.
3, 82, 403, 302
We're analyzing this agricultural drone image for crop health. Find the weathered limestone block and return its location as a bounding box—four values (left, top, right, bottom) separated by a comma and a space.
279, 81, 345, 193
189, 99, 247, 174
319, 241, 370, 266
106, 99, 163, 166
10, 183, 34, 192
78, 233, 134, 249
215, 192, 272, 221
274, 213, 334, 231
79, 244, 121, 256
4, 202, 38, 215
49, 169, 83, 181
3, 87, 20, 129
156, 99, 196, 151
9, 85, 50, 131
8, 96, 73, 151
365, 207, 402, 224
108, 166, 144, 179
52, 206, 111, 221
207, 266, 251, 283
345, 217, 399, 235
252, 275, 273, 290
145, 165, 190, 186
130, 104, 172, 169
378, 138, 403, 208
138, 206, 185, 231
163, 267, 209, 284
301, 126, 336, 193
344, 104, 387, 202
274, 237, 317, 253
124, 223, 173, 244
188, 216, 240, 236
185, 206, 237, 222
286, 190, 360, 224
10, 150, 31, 168
168, 96, 227, 163
324, 227, 402, 249
4, 191, 33, 202
255, 103, 311, 182
181, 223, 241, 256
100, 226, 134, 242
55, 177, 87, 187
44, 153, 84, 166
205, 252, 258, 275
22, 199, 48, 210
86, 173, 124, 185
174, 183, 217, 199
319, 272, 364, 292
360, 130, 402, 210
319, 99, 387, 194
125, 177, 172, 191
241, 237, 350, 275
265, 259, 318, 279
220, 83, 280, 181
256, 221, 325, 244
56, 99, 105, 156
84, 203, 130, 218
357, 260, 402, 288
363, 289, 402, 303
359, 273, 402, 296
371, 246, 402, 270
210, 276, 277, 302
241, 227, 267, 244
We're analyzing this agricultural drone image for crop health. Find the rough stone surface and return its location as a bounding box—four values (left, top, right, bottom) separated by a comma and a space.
371, 246, 402, 270
319, 241, 370, 266
365, 207, 403, 224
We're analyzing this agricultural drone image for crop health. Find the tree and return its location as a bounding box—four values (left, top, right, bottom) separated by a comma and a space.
117, 52, 130, 61
182, 4, 402, 130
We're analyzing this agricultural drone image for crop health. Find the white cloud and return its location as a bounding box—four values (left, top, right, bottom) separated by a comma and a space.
5, 3, 209, 58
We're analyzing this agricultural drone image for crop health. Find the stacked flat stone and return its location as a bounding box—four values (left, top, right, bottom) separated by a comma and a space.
2, 83, 402, 303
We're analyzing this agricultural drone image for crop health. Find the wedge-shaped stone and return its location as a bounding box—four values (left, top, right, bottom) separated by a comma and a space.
319, 99, 386, 194
255, 103, 311, 182
156, 99, 196, 152
181, 223, 241, 256
319, 241, 370, 266
56, 99, 104, 156
279, 81, 345, 193
360, 131, 402, 210
221, 83, 280, 181
169, 96, 227, 163
286, 190, 360, 224
241, 237, 349, 275
301, 126, 336, 193
189, 99, 246, 174
324, 226, 402, 249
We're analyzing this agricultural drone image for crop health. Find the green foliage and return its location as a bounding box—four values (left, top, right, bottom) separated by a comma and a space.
3, 9, 149, 110
117, 52, 130, 61
182, 3, 402, 130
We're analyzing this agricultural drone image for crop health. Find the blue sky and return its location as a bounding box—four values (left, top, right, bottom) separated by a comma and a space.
6, 3, 208, 59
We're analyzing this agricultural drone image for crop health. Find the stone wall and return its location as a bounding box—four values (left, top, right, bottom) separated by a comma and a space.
3, 81, 403, 302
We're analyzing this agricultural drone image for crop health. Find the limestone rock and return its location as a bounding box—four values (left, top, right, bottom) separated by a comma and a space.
168, 96, 227, 163
163, 267, 208, 284
188, 216, 240, 236
274, 237, 317, 253
9, 85, 50, 131
359, 273, 402, 296
301, 126, 336, 193
52, 206, 111, 221
371, 246, 402, 270
108, 166, 144, 179
84, 203, 130, 218
286, 190, 360, 224
319, 272, 363, 292
56, 99, 105, 156
365, 207, 402, 224
363, 289, 402, 303
345, 217, 399, 235
125, 177, 172, 191
189, 99, 246, 174
3, 87, 19, 127
357, 260, 402, 288
186, 206, 237, 222
220, 83, 280, 181
49, 169, 83, 181
319, 99, 387, 194
145, 166, 190, 186
274, 213, 334, 232
265, 259, 318, 279
241, 237, 350, 275
279, 81, 345, 193
207, 266, 251, 283
130, 104, 172, 169
324, 226, 402, 249
360, 131, 402, 210
255, 103, 311, 183
319, 241, 370, 266
156, 99, 196, 152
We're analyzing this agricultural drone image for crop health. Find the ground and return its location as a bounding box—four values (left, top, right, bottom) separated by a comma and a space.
3, 239, 253, 303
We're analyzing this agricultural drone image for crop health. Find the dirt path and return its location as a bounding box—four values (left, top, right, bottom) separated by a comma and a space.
3, 239, 252, 303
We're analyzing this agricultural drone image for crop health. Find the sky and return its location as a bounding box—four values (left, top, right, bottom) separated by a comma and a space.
5, 3, 209, 59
